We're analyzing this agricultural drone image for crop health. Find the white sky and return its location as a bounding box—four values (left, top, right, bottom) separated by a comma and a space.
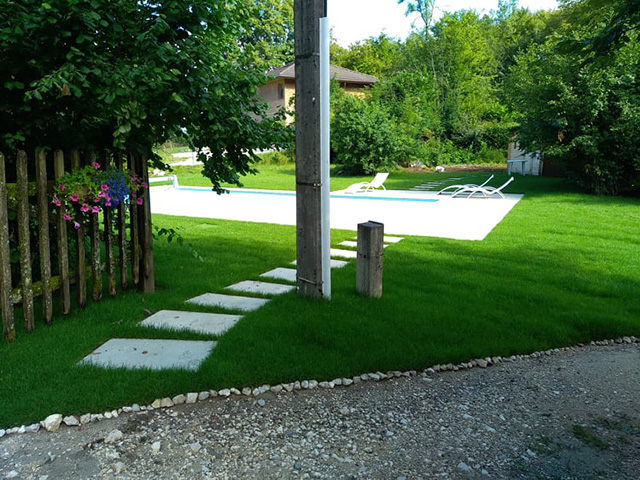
328, 0, 559, 47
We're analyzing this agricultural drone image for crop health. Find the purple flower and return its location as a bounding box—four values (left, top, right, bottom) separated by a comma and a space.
92, 206, 99, 214
136, 198, 143, 205
63, 213, 72, 221
73, 221, 80, 230
92, 162, 101, 169
142, 181, 148, 188
53, 195, 61, 207
58, 184, 66, 191
80, 204, 89, 212
101, 184, 109, 191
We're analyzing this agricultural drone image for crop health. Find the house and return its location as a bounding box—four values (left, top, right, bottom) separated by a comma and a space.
258, 63, 378, 122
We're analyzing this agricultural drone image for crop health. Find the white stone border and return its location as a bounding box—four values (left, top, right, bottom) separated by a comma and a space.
1, 336, 637, 437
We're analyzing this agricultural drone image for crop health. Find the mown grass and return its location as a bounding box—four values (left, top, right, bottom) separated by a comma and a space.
1, 171, 638, 428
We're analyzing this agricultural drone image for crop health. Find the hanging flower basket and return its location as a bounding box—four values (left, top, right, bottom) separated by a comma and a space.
52, 162, 147, 228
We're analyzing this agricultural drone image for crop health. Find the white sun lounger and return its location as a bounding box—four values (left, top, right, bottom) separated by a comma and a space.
437, 174, 494, 195
343, 172, 389, 194
452, 176, 514, 199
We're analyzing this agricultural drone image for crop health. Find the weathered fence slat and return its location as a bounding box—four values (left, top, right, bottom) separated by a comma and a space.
116, 154, 128, 289
129, 154, 140, 287
17, 151, 35, 331
90, 212, 102, 302
72, 150, 87, 307
0, 153, 15, 341
36, 150, 53, 324
102, 152, 116, 296
138, 155, 155, 293
54, 150, 71, 314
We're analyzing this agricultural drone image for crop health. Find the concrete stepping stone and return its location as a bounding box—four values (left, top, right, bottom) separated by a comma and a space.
226, 280, 295, 296
261, 267, 296, 282
291, 259, 349, 268
339, 240, 358, 248
79, 338, 216, 371
140, 310, 242, 336
384, 236, 404, 243
330, 248, 357, 259
187, 293, 270, 312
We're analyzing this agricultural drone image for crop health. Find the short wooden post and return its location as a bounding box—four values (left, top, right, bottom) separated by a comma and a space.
16, 151, 35, 330
54, 150, 71, 314
356, 221, 384, 298
36, 150, 53, 324
0, 152, 15, 341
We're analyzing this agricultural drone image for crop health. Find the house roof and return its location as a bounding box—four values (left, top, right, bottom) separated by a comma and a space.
266, 63, 378, 84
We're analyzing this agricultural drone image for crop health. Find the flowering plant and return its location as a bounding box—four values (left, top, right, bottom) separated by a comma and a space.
52, 162, 147, 229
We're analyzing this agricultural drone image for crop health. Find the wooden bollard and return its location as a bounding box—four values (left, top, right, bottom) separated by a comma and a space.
356, 221, 384, 298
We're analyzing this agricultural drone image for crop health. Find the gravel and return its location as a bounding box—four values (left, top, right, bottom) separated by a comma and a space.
1, 342, 638, 479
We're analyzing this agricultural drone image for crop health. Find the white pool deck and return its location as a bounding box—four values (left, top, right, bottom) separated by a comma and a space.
150, 187, 523, 241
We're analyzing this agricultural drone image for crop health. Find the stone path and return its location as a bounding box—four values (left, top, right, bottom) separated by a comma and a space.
79, 235, 404, 371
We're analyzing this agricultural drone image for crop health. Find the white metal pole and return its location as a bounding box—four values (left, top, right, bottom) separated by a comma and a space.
320, 16, 331, 299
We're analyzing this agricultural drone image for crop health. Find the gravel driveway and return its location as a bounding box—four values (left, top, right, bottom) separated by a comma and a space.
1, 341, 638, 479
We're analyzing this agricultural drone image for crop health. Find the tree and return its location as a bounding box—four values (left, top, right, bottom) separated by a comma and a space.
239, 0, 295, 71
398, 0, 436, 32
330, 34, 400, 77
0, 0, 289, 190
507, 3, 640, 195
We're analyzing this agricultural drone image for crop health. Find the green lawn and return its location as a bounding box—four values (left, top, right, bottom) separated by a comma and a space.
1, 169, 638, 428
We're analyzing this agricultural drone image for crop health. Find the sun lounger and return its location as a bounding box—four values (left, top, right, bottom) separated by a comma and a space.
437, 174, 494, 195
452, 176, 514, 199
343, 172, 389, 194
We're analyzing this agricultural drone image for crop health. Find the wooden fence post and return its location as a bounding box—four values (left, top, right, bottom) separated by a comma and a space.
138, 155, 154, 293
71, 150, 87, 307
103, 151, 117, 296
53, 150, 71, 314
36, 150, 53, 323
129, 154, 140, 287
16, 151, 35, 331
0, 153, 15, 342
116, 153, 128, 290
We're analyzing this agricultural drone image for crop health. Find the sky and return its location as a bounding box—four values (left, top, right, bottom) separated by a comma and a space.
328, 0, 559, 47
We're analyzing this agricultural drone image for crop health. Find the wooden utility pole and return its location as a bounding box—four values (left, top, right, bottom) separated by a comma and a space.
294, 0, 327, 298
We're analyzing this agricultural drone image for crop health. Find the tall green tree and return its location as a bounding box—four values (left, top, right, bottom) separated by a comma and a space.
507, 1, 640, 195
330, 34, 400, 77
0, 0, 288, 189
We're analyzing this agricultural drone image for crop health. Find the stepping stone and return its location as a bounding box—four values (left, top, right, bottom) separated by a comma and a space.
226, 280, 295, 296
330, 248, 357, 259
78, 338, 216, 371
140, 310, 242, 336
290, 259, 349, 268
339, 240, 358, 248
384, 236, 404, 243
261, 267, 297, 283
187, 293, 270, 312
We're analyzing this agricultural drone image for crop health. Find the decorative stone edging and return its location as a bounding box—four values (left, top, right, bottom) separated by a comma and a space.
1, 335, 637, 438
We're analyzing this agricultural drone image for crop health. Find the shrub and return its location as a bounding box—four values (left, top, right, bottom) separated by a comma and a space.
331, 95, 402, 175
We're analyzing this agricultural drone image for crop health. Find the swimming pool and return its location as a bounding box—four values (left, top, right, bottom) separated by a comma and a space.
150, 187, 522, 240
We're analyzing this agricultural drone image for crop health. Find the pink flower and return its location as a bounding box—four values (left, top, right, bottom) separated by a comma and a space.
63, 213, 72, 221
92, 162, 100, 169
98, 191, 106, 198
136, 198, 143, 205
142, 182, 148, 188
105, 200, 112, 207
130, 176, 138, 182
70, 193, 78, 202
73, 222, 80, 230
131, 192, 137, 199
80, 203, 89, 212
91, 206, 99, 213
101, 184, 109, 191
53, 195, 61, 206
58, 184, 66, 191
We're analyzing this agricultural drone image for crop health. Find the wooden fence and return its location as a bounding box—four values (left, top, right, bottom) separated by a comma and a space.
0, 149, 154, 343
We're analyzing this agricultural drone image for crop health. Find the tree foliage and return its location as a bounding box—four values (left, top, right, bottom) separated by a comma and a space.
0, 0, 289, 190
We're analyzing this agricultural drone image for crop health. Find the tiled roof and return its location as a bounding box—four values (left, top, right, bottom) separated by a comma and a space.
266, 63, 378, 84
